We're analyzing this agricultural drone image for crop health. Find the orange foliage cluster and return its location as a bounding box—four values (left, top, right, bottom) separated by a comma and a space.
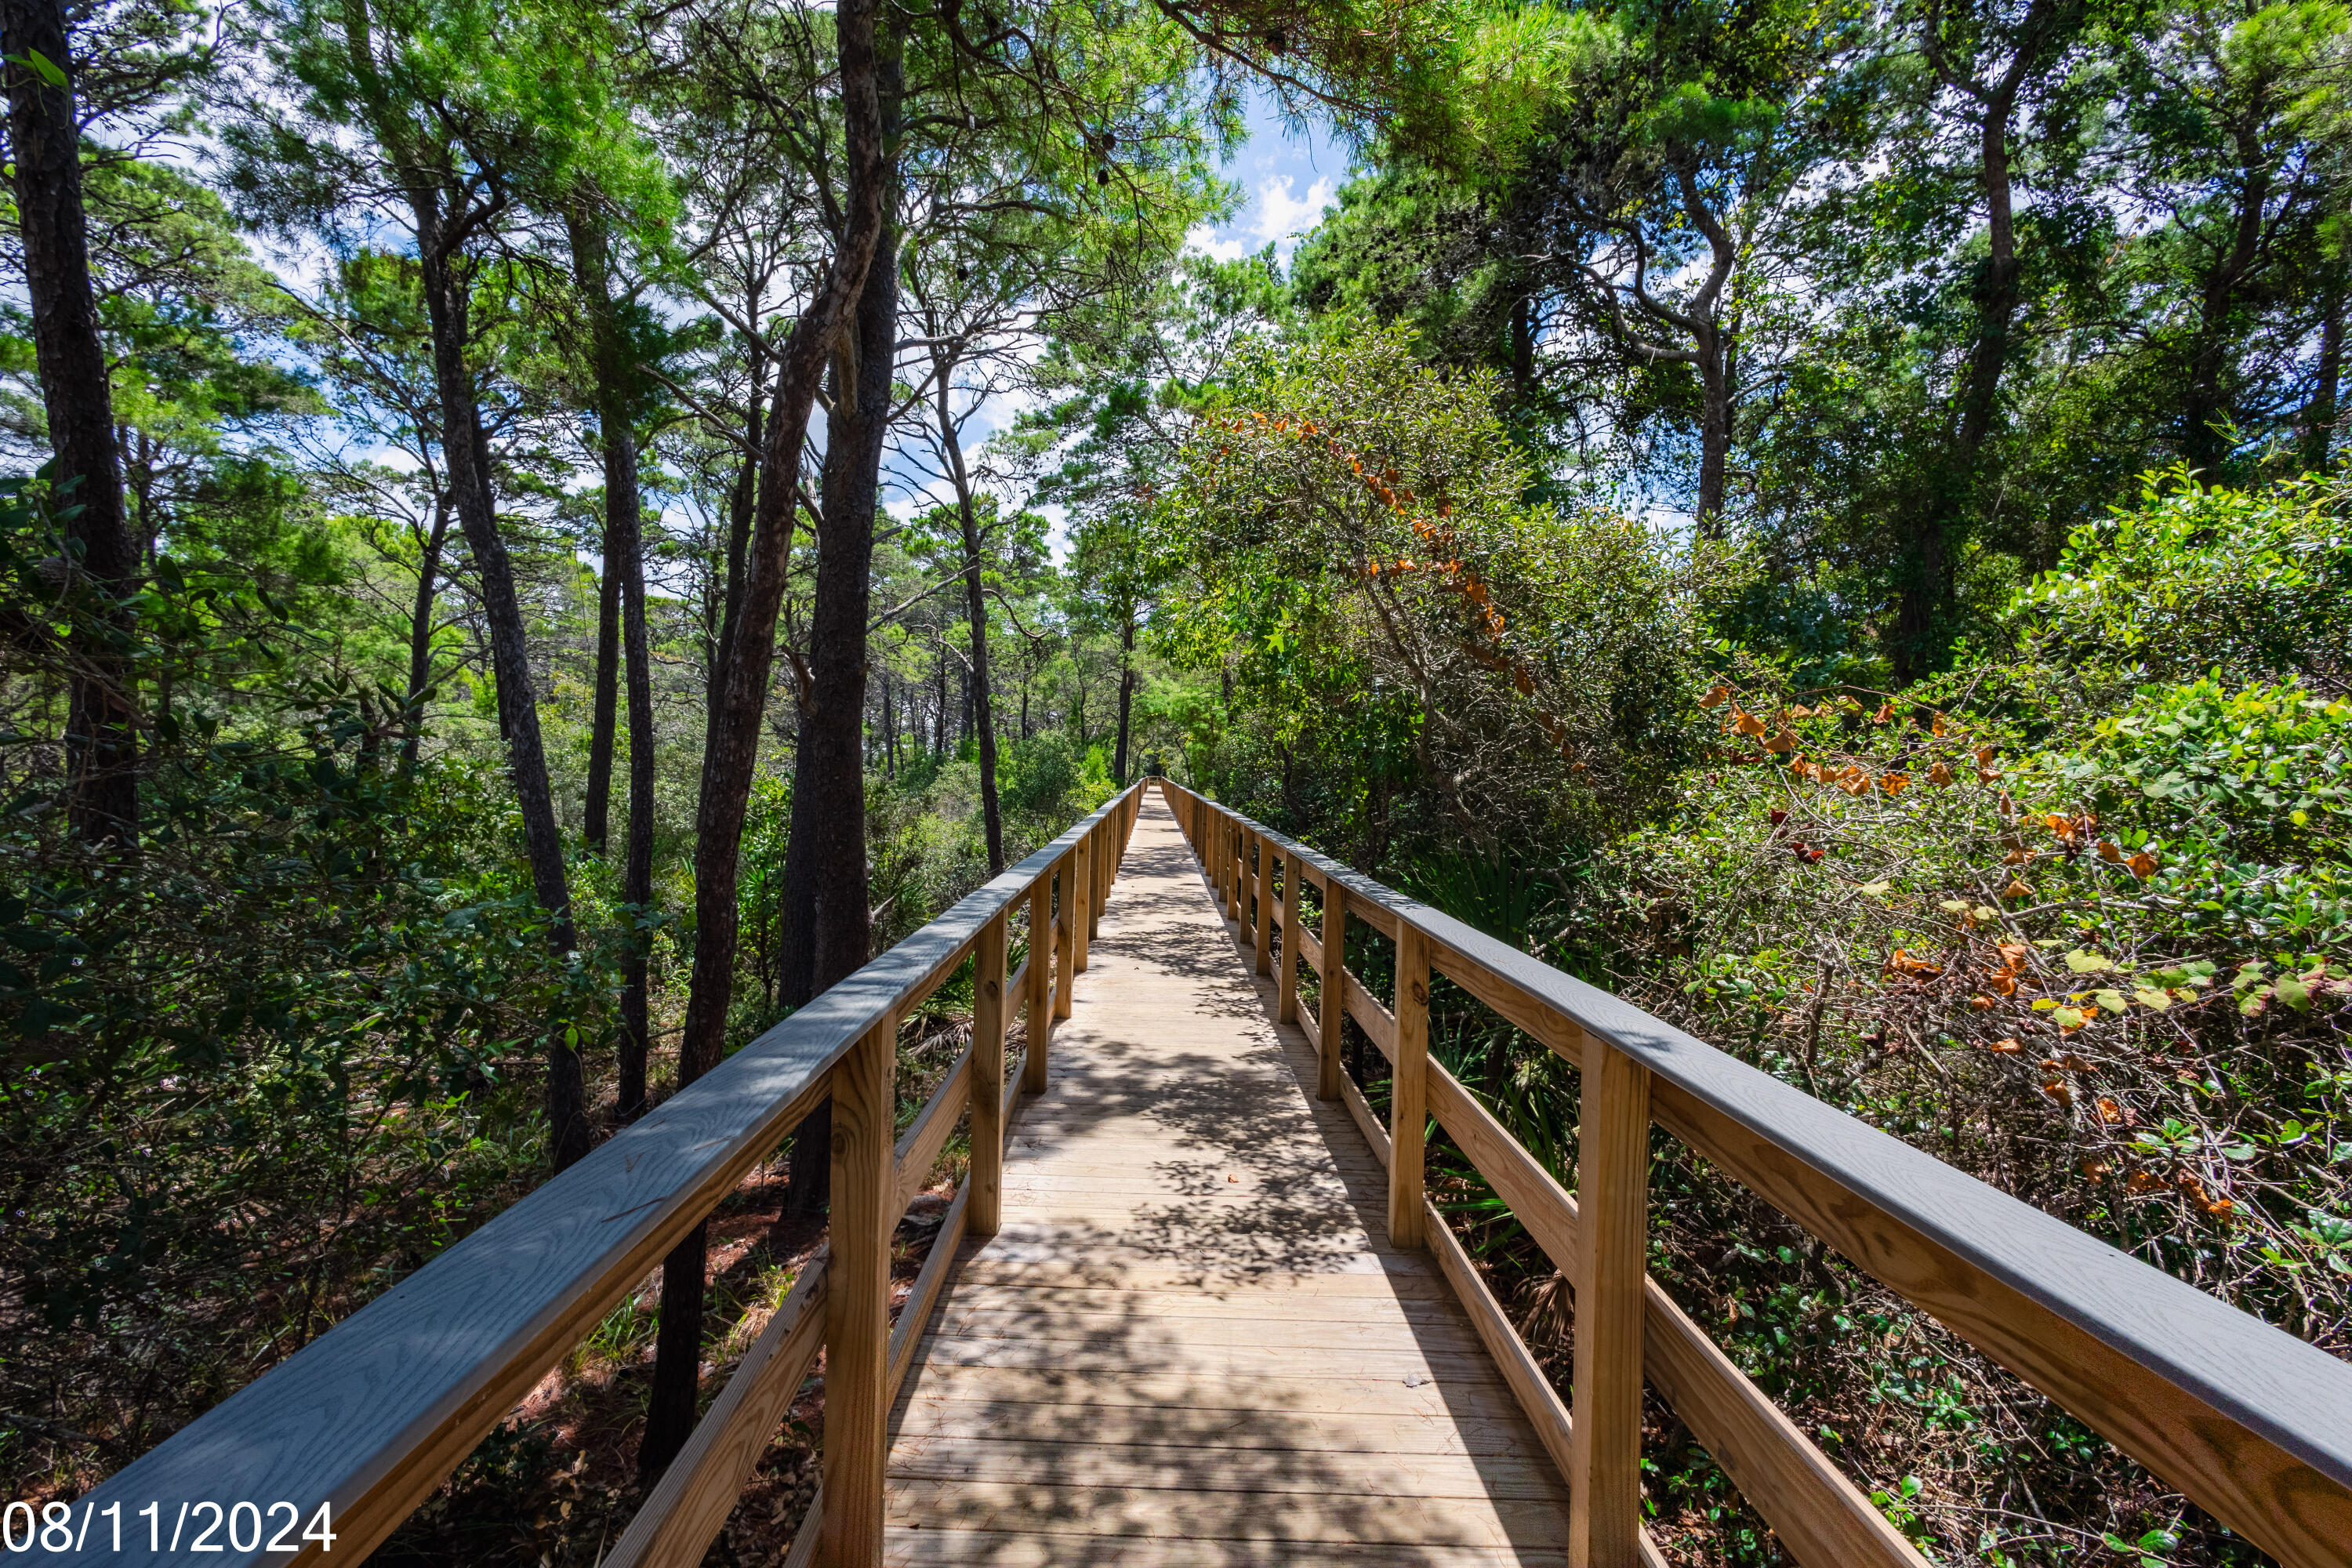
1208, 409, 1606, 770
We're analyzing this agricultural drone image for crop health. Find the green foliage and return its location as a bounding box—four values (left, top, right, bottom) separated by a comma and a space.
1154, 319, 1722, 866
2011, 469, 2352, 691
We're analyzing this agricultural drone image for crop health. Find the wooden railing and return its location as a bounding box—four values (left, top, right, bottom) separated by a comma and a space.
27, 786, 1147, 1568
1157, 779, 2352, 1568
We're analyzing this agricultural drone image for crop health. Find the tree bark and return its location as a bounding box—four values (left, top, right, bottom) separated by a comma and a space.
2306, 285, 2343, 474
938, 372, 1004, 873
781, 194, 902, 1220
1113, 609, 1136, 786
416, 227, 592, 1174
566, 205, 657, 1121
2, 0, 141, 847
1897, 0, 2072, 682
583, 529, 620, 853
399, 494, 452, 771
614, 421, 655, 1123
2181, 140, 2270, 475
637, 0, 890, 1480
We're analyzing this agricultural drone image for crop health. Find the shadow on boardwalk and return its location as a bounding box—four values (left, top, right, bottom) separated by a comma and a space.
882, 794, 1571, 1567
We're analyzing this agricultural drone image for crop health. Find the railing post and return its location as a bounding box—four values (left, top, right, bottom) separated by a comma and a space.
1317, 877, 1347, 1102
1389, 921, 1430, 1249
1251, 831, 1272, 975
1053, 855, 1076, 1022
1232, 822, 1251, 921
1073, 831, 1093, 974
1276, 848, 1299, 1024
821, 1018, 893, 1567
1091, 816, 1109, 938
1570, 1037, 1651, 1568
1026, 877, 1052, 1088
971, 912, 1007, 1238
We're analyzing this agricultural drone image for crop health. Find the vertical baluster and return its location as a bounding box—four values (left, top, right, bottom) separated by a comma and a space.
1276, 849, 1300, 1024
1026, 877, 1052, 1089
1317, 877, 1347, 1102
1235, 825, 1249, 938
820, 1018, 893, 1566
1251, 832, 1272, 976
1570, 1037, 1651, 1568
971, 913, 1007, 1237
1091, 817, 1109, 938
1388, 922, 1430, 1248
1054, 855, 1076, 1021
1073, 831, 1093, 975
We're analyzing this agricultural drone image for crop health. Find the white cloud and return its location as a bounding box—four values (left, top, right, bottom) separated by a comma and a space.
1185, 223, 1251, 263
1252, 174, 1334, 246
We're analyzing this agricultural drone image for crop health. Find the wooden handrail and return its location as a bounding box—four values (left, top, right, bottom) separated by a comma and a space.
1156, 779, 2352, 1568
35, 783, 1146, 1568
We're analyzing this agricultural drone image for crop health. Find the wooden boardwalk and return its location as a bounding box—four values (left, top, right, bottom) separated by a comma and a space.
885, 793, 1573, 1565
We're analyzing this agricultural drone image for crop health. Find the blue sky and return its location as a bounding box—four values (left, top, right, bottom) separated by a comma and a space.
889, 90, 1353, 533
1189, 93, 1351, 266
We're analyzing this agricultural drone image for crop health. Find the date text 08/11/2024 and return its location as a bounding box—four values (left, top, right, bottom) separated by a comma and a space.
5, 1500, 336, 1554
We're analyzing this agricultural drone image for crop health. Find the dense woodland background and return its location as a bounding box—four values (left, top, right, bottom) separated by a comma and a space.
1, 0, 2347, 1563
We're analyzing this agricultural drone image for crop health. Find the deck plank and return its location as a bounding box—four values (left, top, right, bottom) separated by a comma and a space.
884, 793, 1572, 1563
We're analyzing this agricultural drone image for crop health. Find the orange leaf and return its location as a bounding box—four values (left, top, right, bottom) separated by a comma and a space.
2127, 851, 2158, 878
1986, 1037, 2023, 1054
2002, 848, 2030, 866
1733, 709, 1766, 737
1927, 761, 1955, 786
2044, 813, 2073, 838
1987, 973, 2017, 996
2096, 840, 2122, 863
1764, 730, 1796, 754
2080, 1159, 2111, 1179
2096, 1097, 2123, 1124
1871, 702, 1894, 723
1787, 703, 1814, 718
2040, 1079, 2073, 1105
1969, 994, 1997, 1011
1879, 771, 1910, 795
1931, 713, 1951, 737
1997, 943, 2030, 966
2004, 879, 2032, 899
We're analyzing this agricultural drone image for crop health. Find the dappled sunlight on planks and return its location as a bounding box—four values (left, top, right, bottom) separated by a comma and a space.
882, 794, 1572, 1565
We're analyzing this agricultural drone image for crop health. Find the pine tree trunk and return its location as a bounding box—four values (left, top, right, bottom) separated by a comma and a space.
781, 194, 901, 1220
399, 495, 452, 771
638, 0, 890, 1480
2, 0, 141, 847
938, 373, 1004, 873
566, 205, 658, 1122
583, 538, 620, 854
415, 208, 590, 1175
2304, 285, 2342, 474
1113, 611, 1136, 787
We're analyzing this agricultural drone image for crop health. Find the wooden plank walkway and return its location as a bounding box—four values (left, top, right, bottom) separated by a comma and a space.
885, 793, 1573, 1565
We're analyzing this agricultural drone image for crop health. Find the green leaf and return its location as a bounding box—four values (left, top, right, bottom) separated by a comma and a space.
9, 48, 69, 89
2095, 989, 2129, 1014
2063, 949, 2112, 973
